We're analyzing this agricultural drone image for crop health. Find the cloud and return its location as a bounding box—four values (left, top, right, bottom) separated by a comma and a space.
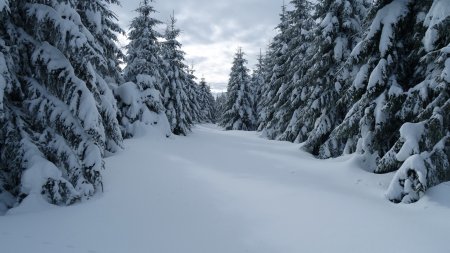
111, 0, 281, 92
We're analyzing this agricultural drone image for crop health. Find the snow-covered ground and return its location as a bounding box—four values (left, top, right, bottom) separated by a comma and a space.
1, 124, 450, 253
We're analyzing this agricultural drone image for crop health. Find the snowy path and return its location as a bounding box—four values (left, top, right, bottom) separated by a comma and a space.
1, 124, 450, 253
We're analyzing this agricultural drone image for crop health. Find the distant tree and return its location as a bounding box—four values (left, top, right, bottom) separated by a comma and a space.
251, 50, 266, 123
198, 78, 216, 123
160, 14, 194, 135
214, 92, 228, 124
221, 48, 256, 130
184, 65, 203, 124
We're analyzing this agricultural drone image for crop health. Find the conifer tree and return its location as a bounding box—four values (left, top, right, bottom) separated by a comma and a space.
257, 2, 292, 133
123, 0, 163, 84
160, 14, 193, 135
251, 50, 266, 122
221, 48, 256, 131
296, 0, 368, 153
117, 0, 169, 138
261, 0, 315, 140
214, 92, 227, 124
0, 0, 124, 207
198, 78, 216, 123
317, 0, 433, 168
184, 65, 203, 123
383, 0, 449, 203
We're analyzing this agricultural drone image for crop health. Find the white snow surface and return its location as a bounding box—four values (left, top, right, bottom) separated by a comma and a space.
1, 125, 450, 253
0, 0, 8, 12
367, 0, 410, 57
423, 0, 450, 52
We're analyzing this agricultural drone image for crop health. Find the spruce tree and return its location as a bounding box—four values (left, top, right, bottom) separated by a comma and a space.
261, 0, 315, 141
198, 78, 216, 123
123, 0, 163, 84
214, 92, 227, 124
160, 14, 193, 135
251, 50, 266, 123
384, 0, 450, 203
297, 0, 368, 154
184, 65, 203, 124
221, 48, 256, 131
317, 0, 432, 168
257, 2, 292, 134
0, 0, 124, 208
117, 0, 169, 138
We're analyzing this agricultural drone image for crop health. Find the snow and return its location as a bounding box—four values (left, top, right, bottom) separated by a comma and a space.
1, 125, 450, 253
367, 0, 410, 57
0, 0, 8, 12
423, 0, 450, 51
20, 137, 79, 204
396, 122, 425, 162
367, 59, 387, 91
352, 64, 369, 89
386, 154, 428, 203
443, 57, 450, 83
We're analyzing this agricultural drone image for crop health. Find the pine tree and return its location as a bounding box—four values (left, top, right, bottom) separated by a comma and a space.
160, 14, 193, 135
221, 48, 256, 131
0, 0, 124, 208
116, 0, 168, 138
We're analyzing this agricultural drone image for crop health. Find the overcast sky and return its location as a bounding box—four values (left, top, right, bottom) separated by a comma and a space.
111, 0, 282, 93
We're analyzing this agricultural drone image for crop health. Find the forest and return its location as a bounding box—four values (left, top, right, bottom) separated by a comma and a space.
0, 0, 449, 247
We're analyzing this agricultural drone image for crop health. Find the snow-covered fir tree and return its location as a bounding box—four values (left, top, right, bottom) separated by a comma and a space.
123, 0, 163, 84
317, 0, 433, 167
184, 65, 203, 124
117, 0, 169, 138
310, 0, 448, 202
221, 48, 256, 131
160, 14, 194, 135
384, 0, 449, 203
257, 2, 292, 133
256, 0, 449, 203
296, 0, 368, 154
0, 0, 124, 210
251, 50, 266, 122
214, 92, 227, 124
260, 0, 315, 141
197, 78, 216, 123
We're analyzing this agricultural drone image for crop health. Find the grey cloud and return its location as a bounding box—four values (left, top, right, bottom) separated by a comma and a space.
112, 0, 283, 91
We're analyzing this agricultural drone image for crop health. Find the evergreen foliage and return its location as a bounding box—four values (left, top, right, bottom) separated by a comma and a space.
0, 0, 124, 209
160, 14, 194, 136
257, 0, 450, 203
197, 78, 216, 123
214, 92, 227, 124
117, 0, 168, 138
221, 48, 256, 131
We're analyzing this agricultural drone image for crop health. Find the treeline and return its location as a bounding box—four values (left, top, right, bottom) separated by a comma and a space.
219, 0, 449, 203
0, 0, 215, 213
